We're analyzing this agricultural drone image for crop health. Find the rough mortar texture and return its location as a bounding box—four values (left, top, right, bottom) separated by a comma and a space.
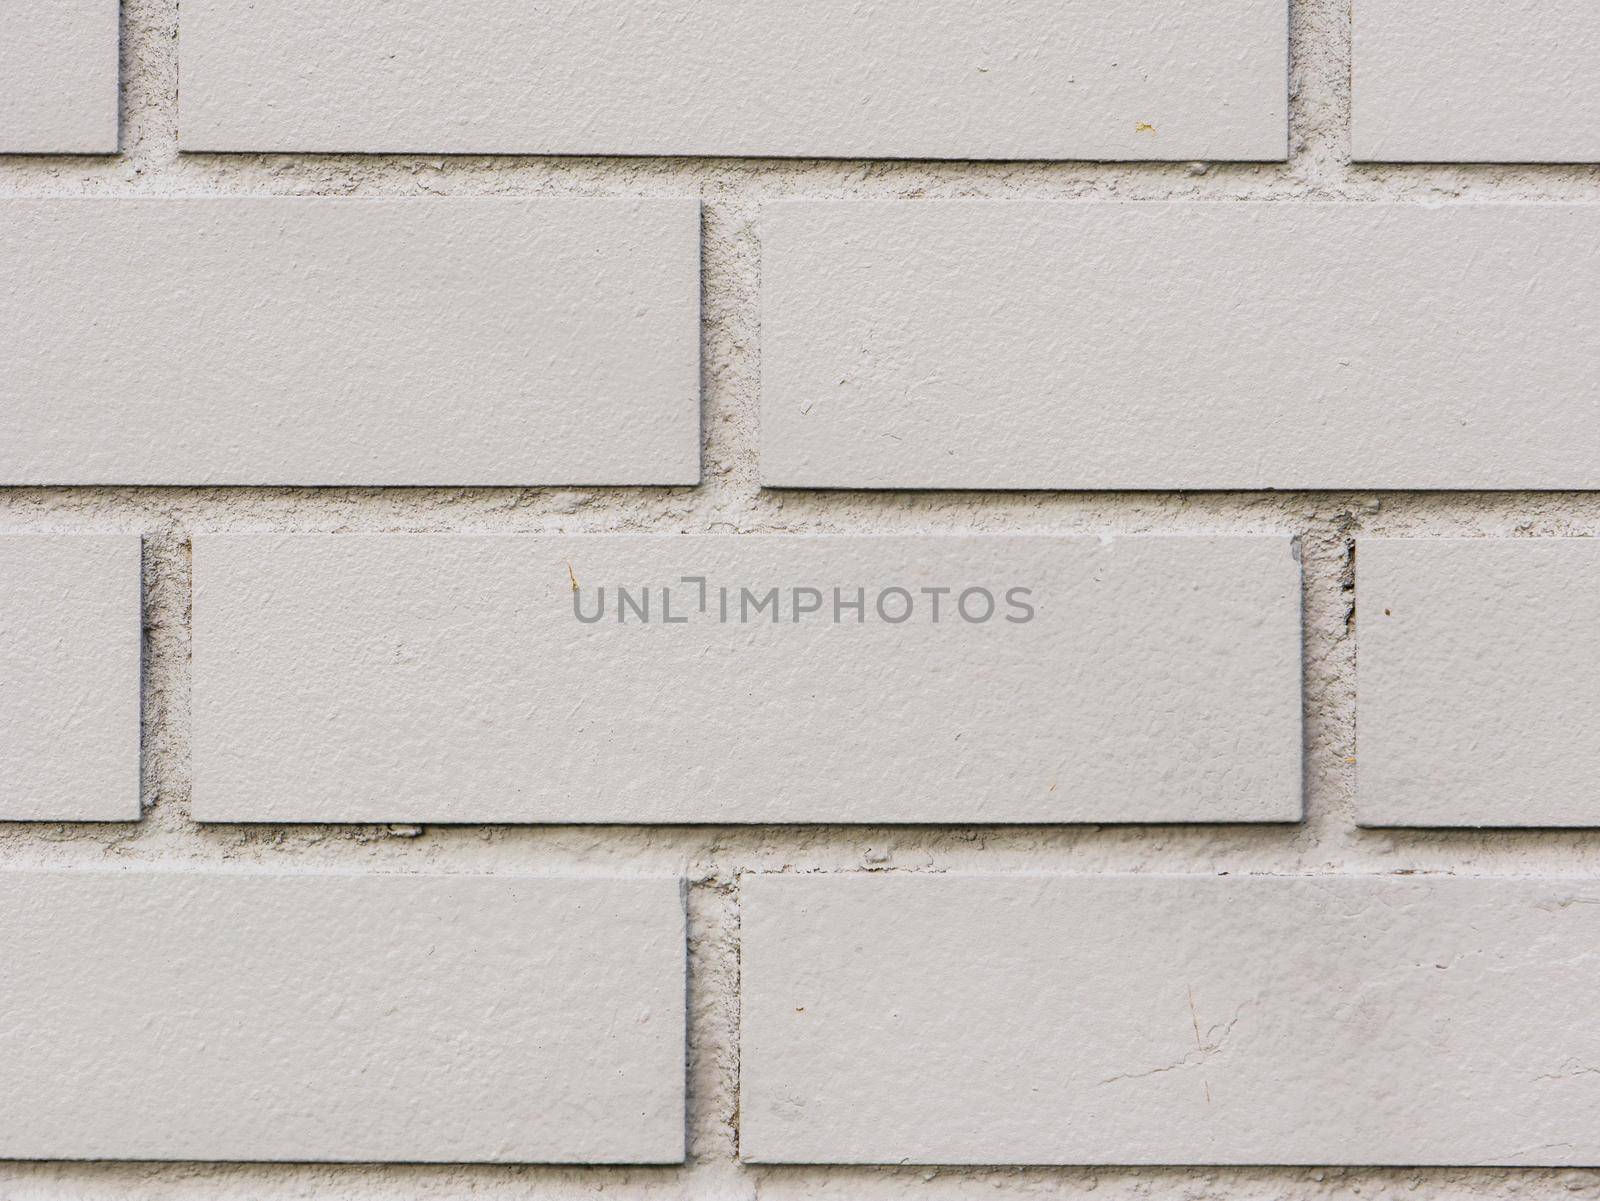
3, 0, 1600, 1197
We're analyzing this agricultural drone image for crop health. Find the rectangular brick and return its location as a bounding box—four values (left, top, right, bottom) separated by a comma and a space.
0, 536, 140, 821
0, 0, 118, 153
1353, 0, 1600, 162
178, 0, 1287, 160
741, 873, 1600, 1165
0, 870, 685, 1162
1358, 538, 1600, 827
0, 199, 699, 485
191, 534, 1302, 824
762, 202, 1600, 489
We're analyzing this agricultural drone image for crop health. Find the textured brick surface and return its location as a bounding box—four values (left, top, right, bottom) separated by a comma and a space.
0, 0, 118, 153
762, 201, 1600, 489
0, 199, 700, 484
1359, 538, 1600, 827
0, 871, 686, 1162
1353, 0, 1600, 162
191, 534, 1301, 824
4, 0, 1600, 1190
0, 536, 140, 821
179, 0, 1287, 160
742, 873, 1600, 1165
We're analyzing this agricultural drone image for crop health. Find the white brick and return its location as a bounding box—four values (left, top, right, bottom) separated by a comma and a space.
0, 199, 699, 485
0, 870, 685, 1162
178, 0, 1287, 161
1359, 539, 1600, 827
0, 0, 118, 153
191, 535, 1302, 824
741, 873, 1600, 1165
762, 202, 1600, 490
1353, 0, 1600, 162
0, 536, 140, 821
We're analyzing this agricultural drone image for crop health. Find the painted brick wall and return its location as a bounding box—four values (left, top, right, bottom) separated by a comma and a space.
3, 0, 1600, 1197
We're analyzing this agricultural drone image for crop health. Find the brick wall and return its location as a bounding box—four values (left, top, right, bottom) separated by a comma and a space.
3, 0, 1600, 1197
